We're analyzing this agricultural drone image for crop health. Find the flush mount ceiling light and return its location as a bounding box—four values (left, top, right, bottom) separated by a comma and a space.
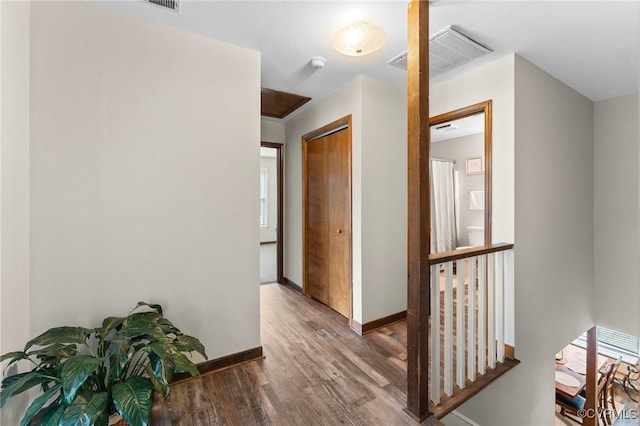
332, 21, 387, 57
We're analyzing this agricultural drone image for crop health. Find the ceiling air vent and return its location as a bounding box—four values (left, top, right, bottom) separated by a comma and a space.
144, 0, 181, 12
387, 51, 408, 70
387, 25, 492, 77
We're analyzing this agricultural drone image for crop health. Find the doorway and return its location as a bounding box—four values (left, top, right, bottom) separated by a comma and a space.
302, 116, 352, 319
260, 142, 283, 284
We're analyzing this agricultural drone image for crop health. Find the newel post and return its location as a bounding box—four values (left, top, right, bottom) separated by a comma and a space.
406, 0, 431, 421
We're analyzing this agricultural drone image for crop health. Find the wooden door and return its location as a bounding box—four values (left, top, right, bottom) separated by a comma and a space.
304, 118, 352, 319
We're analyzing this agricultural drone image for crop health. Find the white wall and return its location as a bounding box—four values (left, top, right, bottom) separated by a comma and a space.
594, 93, 640, 337
260, 154, 277, 243
0, 2, 31, 424
261, 118, 285, 144
454, 55, 594, 425
360, 76, 407, 323
29, 2, 261, 361
284, 76, 407, 324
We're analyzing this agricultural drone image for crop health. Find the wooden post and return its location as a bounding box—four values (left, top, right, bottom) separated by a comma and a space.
406, 0, 431, 421
584, 326, 597, 426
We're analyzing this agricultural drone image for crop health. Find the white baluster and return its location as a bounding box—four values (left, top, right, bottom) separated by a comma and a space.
478, 255, 487, 375
456, 259, 466, 389
444, 261, 454, 396
487, 253, 496, 369
430, 264, 441, 404
467, 255, 477, 381
496, 251, 505, 363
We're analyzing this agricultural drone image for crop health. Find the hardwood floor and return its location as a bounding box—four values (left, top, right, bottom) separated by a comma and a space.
155, 284, 420, 425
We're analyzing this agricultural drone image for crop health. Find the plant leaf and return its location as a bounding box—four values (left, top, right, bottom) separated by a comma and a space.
38, 403, 65, 426
61, 355, 101, 405
29, 344, 78, 361
118, 316, 167, 341
0, 371, 57, 409
25, 327, 91, 351
135, 301, 163, 315
175, 335, 208, 359
59, 391, 108, 426
149, 352, 174, 389
19, 383, 62, 426
105, 337, 131, 379
171, 352, 199, 376
144, 364, 169, 398
0, 351, 27, 364
112, 376, 153, 426
101, 316, 126, 335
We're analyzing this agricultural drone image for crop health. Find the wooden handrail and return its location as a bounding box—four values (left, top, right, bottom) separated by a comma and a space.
428, 243, 514, 266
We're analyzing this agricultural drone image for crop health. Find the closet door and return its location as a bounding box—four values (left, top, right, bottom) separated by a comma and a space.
326, 129, 351, 318
306, 135, 330, 305
304, 123, 351, 319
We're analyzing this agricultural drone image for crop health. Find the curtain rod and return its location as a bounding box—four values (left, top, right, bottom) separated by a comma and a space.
430, 157, 457, 163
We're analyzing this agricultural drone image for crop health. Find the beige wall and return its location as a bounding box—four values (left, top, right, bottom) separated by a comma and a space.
594, 93, 640, 337
360, 76, 407, 323
453, 55, 594, 425
261, 118, 285, 144
0, 2, 32, 423
284, 76, 407, 323
29, 2, 261, 363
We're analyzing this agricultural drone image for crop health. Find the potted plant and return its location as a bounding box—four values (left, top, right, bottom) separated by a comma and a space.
0, 302, 207, 426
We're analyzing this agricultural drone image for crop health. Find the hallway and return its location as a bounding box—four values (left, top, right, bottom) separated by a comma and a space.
158, 284, 415, 425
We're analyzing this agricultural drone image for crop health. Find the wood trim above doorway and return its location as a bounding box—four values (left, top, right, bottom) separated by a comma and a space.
261, 141, 284, 284
302, 115, 353, 324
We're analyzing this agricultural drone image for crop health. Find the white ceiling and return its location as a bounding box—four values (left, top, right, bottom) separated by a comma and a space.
431, 113, 483, 143
100, 1, 640, 120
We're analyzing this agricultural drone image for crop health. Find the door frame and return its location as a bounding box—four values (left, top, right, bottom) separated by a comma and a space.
261, 141, 284, 284
302, 115, 353, 323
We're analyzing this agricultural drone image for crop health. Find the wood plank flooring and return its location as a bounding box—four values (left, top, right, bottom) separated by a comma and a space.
153, 284, 422, 425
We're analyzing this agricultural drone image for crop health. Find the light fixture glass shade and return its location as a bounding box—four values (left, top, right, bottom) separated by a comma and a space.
332, 21, 387, 56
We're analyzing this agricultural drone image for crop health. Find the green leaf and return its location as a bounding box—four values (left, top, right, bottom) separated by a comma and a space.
171, 352, 199, 376
25, 327, 91, 351
144, 364, 169, 398
0, 351, 27, 364
112, 376, 153, 426
175, 335, 208, 359
101, 316, 126, 335
134, 301, 163, 315
149, 352, 173, 389
59, 391, 108, 426
0, 371, 56, 409
29, 344, 78, 361
61, 355, 101, 405
118, 316, 167, 341
105, 337, 131, 379
38, 403, 65, 426
20, 383, 62, 426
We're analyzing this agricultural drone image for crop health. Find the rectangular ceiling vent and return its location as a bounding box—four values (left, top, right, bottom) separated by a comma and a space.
387, 25, 492, 77
387, 51, 408, 70
144, 0, 181, 12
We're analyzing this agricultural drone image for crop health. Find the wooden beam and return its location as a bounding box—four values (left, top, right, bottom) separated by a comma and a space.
584, 326, 597, 426
406, 0, 431, 421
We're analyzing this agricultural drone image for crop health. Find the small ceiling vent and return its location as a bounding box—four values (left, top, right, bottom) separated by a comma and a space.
387, 51, 408, 70
387, 25, 492, 77
144, 0, 180, 12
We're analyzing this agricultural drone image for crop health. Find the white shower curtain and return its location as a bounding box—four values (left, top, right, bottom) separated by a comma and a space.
430, 160, 458, 253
